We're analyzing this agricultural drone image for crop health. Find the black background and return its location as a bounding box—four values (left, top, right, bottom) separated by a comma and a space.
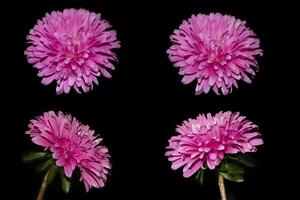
2, 0, 296, 199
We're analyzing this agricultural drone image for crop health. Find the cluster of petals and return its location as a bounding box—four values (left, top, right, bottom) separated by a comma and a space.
167, 13, 262, 95
25, 8, 120, 94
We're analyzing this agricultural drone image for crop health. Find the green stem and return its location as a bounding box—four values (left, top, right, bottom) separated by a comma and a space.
37, 172, 48, 200
218, 174, 227, 200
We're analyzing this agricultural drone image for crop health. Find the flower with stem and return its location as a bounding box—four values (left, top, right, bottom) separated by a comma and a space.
23, 111, 111, 199
165, 111, 263, 199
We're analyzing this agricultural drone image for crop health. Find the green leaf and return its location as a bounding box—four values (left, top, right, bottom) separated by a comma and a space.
23, 152, 47, 162
37, 159, 54, 172
46, 165, 58, 185
219, 171, 244, 182
224, 162, 244, 174
195, 169, 204, 185
237, 154, 256, 168
229, 154, 256, 168
61, 175, 71, 193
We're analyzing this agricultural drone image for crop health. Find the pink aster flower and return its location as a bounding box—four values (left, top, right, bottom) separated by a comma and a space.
25, 8, 120, 94
167, 13, 262, 95
26, 111, 111, 191
165, 111, 263, 178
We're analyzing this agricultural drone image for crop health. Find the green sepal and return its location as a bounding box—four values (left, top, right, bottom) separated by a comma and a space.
228, 154, 256, 168
37, 159, 55, 172
22, 152, 47, 162
195, 169, 205, 185
46, 165, 58, 185
218, 157, 246, 183
219, 171, 244, 182
61, 174, 71, 193
222, 161, 244, 174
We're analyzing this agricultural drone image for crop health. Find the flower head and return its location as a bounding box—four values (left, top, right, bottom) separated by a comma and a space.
26, 111, 111, 191
25, 8, 120, 94
167, 13, 262, 95
165, 111, 263, 178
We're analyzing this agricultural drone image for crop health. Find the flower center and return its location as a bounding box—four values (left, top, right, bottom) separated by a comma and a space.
207, 39, 225, 59
61, 33, 85, 58
55, 138, 79, 160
